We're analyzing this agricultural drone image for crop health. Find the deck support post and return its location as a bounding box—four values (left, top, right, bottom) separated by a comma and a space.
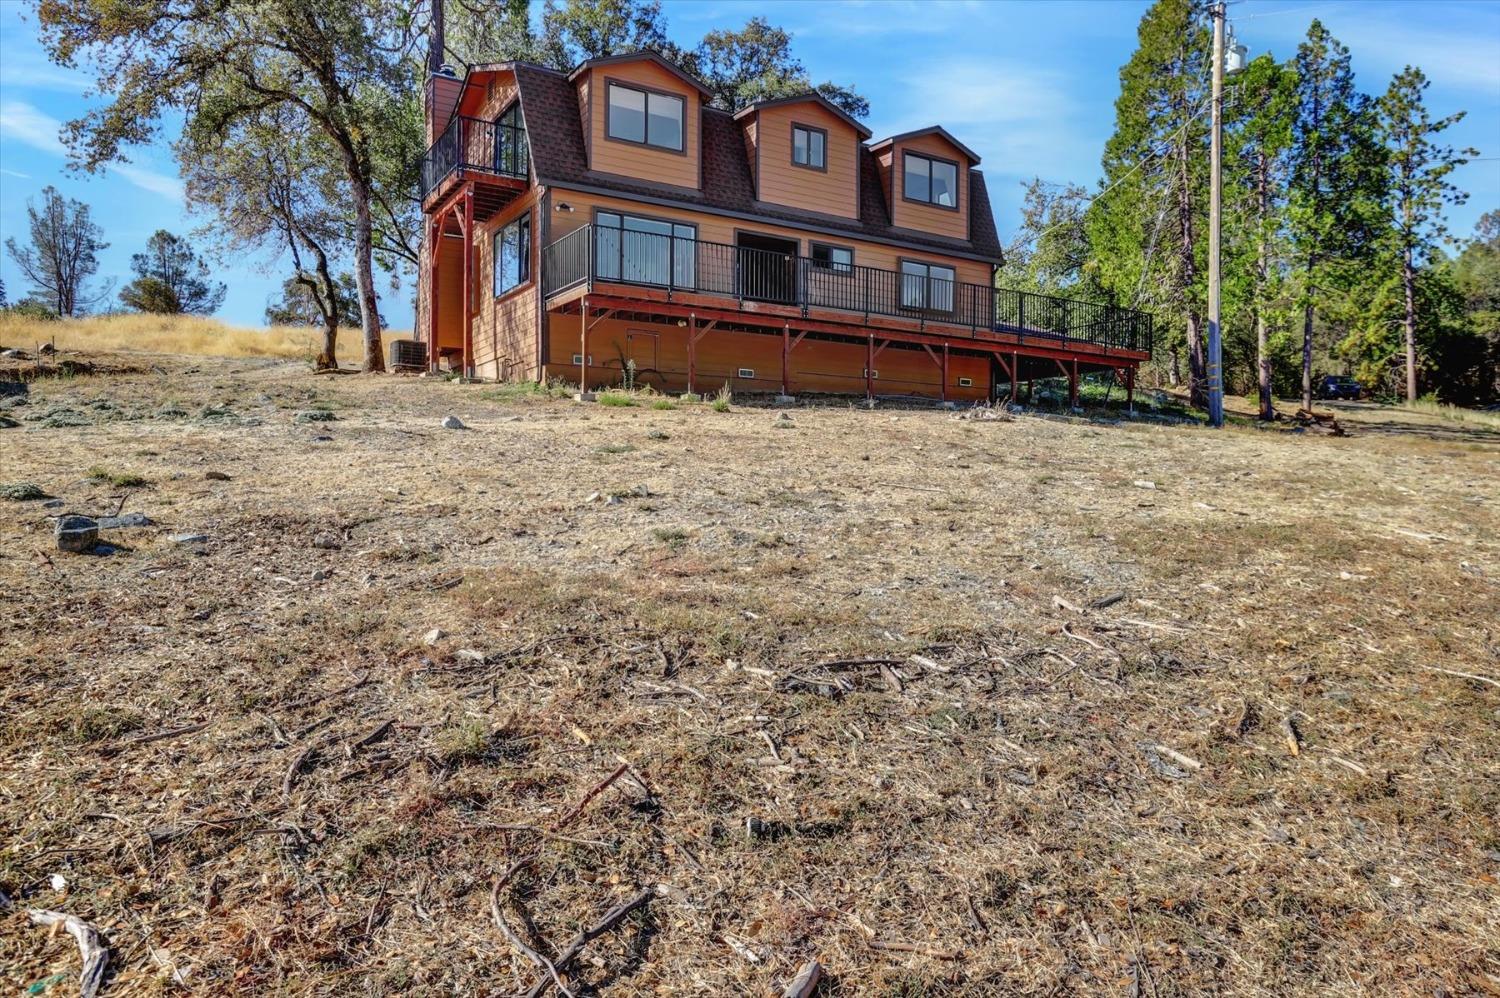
781, 321, 791, 398
1011, 351, 1019, 406
941, 343, 949, 403
1126, 365, 1136, 415
1069, 357, 1079, 409
866, 334, 874, 401
461, 185, 474, 379
427, 216, 441, 370
687, 311, 697, 397
578, 298, 591, 398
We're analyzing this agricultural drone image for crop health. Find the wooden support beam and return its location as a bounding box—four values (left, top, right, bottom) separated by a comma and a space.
781, 322, 791, 397
790, 329, 809, 352
580, 298, 589, 393
687, 311, 696, 396
872, 338, 891, 361
865, 334, 874, 400
1010, 350, 1020, 405
942, 343, 949, 403
427, 216, 441, 370
1126, 365, 1136, 414
462, 185, 474, 378
586, 308, 615, 331
1069, 357, 1079, 409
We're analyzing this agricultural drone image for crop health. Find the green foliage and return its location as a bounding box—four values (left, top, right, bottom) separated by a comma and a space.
3, 186, 110, 317
692, 17, 868, 118
265, 273, 364, 328
119, 230, 226, 315
999, 179, 1102, 299
1086, 0, 1211, 401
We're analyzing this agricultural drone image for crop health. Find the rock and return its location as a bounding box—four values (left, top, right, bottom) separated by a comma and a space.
633, 483, 651, 498
1133, 480, 1157, 490
311, 532, 342, 549
97, 512, 154, 529
310, 434, 333, 442
311, 568, 331, 581
455, 648, 486, 663
776, 412, 794, 422
294, 410, 337, 423
441, 415, 466, 430
423, 628, 446, 646
584, 491, 601, 503
38, 343, 56, 355
0, 348, 26, 359
168, 533, 209, 544
42, 498, 63, 509
205, 471, 231, 481
55, 515, 98, 553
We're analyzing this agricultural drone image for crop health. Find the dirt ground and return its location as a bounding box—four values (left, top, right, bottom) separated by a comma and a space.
2, 352, 1497, 996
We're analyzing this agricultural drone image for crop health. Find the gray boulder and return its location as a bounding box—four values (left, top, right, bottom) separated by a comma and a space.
55, 515, 98, 553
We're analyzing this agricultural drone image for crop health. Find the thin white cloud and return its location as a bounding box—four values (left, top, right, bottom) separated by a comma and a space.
0, 100, 183, 202
0, 99, 66, 155
1340, 21, 1500, 93
0, 48, 90, 94
1, 167, 32, 179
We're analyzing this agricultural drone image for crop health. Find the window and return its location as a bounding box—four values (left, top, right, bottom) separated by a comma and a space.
903, 152, 959, 208
810, 243, 852, 274
607, 82, 684, 151
495, 102, 529, 177
792, 124, 826, 169
493, 211, 530, 297
595, 211, 696, 288
900, 260, 956, 312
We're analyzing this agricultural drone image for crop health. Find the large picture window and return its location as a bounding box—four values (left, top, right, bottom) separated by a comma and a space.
493, 211, 530, 297
903, 152, 959, 209
607, 82, 684, 151
595, 211, 696, 288
900, 260, 955, 312
792, 124, 826, 170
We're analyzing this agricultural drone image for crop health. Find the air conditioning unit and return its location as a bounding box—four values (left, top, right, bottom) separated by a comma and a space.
389, 339, 427, 371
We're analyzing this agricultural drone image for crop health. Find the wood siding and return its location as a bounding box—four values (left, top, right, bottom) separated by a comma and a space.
888, 133, 970, 241
471, 190, 542, 381
581, 62, 700, 191
551, 190, 990, 286
543, 314, 992, 400
749, 103, 859, 219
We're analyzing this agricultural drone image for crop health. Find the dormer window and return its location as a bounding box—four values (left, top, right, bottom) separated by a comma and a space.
607, 81, 684, 152
903, 151, 959, 209
791, 124, 826, 170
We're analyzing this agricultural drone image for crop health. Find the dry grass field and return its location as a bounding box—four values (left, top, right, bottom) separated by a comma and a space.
1, 340, 1497, 996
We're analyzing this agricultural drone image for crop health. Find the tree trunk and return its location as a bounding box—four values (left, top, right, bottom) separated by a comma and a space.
1175, 113, 1204, 409
349, 174, 386, 373
1255, 155, 1274, 421
1403, 245, 1417, 401
1301, 298, 1314, 411
428, 0, 445, 74
1170, 347, 1182, 387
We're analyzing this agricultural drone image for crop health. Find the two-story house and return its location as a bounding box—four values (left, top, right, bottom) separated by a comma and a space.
417, 51, 1152, 403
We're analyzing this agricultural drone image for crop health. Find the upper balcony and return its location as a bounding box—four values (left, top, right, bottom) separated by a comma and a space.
541, 225, 1153, 358
420, 115, 530, 218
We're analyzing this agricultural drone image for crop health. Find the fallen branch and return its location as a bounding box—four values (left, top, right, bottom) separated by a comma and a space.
1061, 623, 1122, 659
492, 866, 572, 998
29, 909, 109, 998
781, 959, 823, 997
100, 721, 208, 755
1422, 665, 1500, 690
868, 938, 962, 960
282, 744, 317, 798
550, 762, 630, 832
523, 889, 654, 998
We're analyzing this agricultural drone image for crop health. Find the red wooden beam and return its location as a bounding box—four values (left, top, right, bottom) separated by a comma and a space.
461, 185, 474, 377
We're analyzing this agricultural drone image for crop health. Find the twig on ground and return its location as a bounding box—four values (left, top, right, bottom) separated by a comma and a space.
523, 888, 654, 998
550, 762, 630, 832
28, 909, 109, 998
781, 959, 823, 997
1422, 665, 1499, 689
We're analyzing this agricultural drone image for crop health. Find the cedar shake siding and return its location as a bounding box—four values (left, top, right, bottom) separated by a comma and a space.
417, 52, 1152, 401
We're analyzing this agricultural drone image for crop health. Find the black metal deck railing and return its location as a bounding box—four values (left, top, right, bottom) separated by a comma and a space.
541, 224, 1153, 354
419, 115, 529, 198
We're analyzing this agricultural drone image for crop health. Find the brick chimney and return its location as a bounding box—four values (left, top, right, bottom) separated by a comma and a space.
425, 64, 463, 145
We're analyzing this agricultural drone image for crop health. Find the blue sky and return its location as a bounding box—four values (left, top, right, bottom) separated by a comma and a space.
2, 0, 1497, 330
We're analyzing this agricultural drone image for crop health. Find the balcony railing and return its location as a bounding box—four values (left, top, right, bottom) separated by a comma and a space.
542, 224, 1153, 355
420, 115, 529, 198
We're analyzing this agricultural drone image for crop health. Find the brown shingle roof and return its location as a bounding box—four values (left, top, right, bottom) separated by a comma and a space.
511, 63, 1002, 263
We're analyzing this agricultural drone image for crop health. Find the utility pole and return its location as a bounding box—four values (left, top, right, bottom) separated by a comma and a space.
1207, 0, 1226, 428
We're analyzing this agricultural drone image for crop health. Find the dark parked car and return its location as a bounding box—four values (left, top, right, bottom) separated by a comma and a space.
1316, 375, 1363, 400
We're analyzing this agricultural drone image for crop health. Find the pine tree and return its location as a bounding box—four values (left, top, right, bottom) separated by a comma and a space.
1087, 0, 1211, 403
1374, 66, 1477, 400
1288, 20, 1385, 409
1225, 54, 1298, 419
